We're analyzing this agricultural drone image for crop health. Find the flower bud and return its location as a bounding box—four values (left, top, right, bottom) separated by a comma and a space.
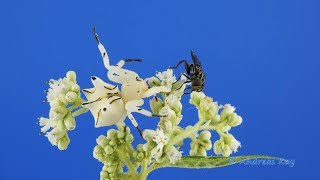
66, 71, 76, 82
197, 147, 207, 157
164, 145, 182, 164
137, 152, 144, 159
190, 91, 206, 107
64, 113, 76, 130
142, 130, 156, 141
228, 113, 242, 127
200, 139, 212, 150
96, 135, 107, 146
109, 140, 117, 147
117, 131, 125, 139
49, 106, 68, 121
166, 94, 182, 115
57, 134, 70, 150
144, 141, 157, 152
71, 84, 80, 93
222, 146, 231, 157
150, 96, 164, 114
220, 104, 235, 121
94, 145, 104, 154
56, 119, 67, 131
137, 144, 144, 152
147, 77, 161, 87
104, 145, 114, 155
189, 149, 197, 156
199, 97, 213, 111
224, 134, 241, 153
159, 106, 177, 124
125, 134, 134, 143
49, 99, 63, 107
107, 129, 118, 139
57, 93, 68, 104
199, 131, 211, 141
66, 91, 78, 103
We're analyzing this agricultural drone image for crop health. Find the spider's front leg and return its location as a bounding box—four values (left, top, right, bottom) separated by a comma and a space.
125, 99, 164, 117
94, 27, 112, 69
107, 59, 142, 84
125, 99, 166, 136
140, 86, 171, 98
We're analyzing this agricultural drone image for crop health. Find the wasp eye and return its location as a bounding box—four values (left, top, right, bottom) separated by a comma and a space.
103, 108, 107, 111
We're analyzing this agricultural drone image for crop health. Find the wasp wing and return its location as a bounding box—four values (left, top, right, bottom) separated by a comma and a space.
191, 50, 202, 66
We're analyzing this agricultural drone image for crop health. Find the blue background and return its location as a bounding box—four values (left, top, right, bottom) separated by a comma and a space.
0, 0, 319, 179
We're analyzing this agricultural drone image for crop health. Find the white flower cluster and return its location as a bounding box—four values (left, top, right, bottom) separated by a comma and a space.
142, 69, 187, 164
38, 71, 83, 150
142, 128, 182, 164
189, 91, 243, 157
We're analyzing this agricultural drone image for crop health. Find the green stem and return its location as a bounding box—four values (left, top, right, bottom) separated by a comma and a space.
139, 159, 149, 179
170, 122, 202, 145
145, 160, 169, 176
116, 148, 136, 174
201, 125, 223, 136
72, 107, 89, 117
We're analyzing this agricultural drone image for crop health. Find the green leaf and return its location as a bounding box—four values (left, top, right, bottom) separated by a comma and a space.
164, 155, 283, 169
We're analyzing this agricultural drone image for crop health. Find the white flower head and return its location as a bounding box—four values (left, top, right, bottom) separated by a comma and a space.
46, 78, 72, 102
156, 69, 176, 86
227, 134, 241, 153
38, 117, 57, 133
45, 128, 66, 146
145, 128, 169, 160
165, 94, 179, 107
165, 146, 182, 164
152, 128, 169, 145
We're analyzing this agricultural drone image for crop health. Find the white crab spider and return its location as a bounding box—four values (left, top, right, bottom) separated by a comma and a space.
82, 27, 171, 134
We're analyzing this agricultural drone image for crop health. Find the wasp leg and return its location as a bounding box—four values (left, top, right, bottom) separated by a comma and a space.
176, 80, 191, 91
169, 60, 188, 69
173, 73, 191, 85
123, 59, 142, 62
